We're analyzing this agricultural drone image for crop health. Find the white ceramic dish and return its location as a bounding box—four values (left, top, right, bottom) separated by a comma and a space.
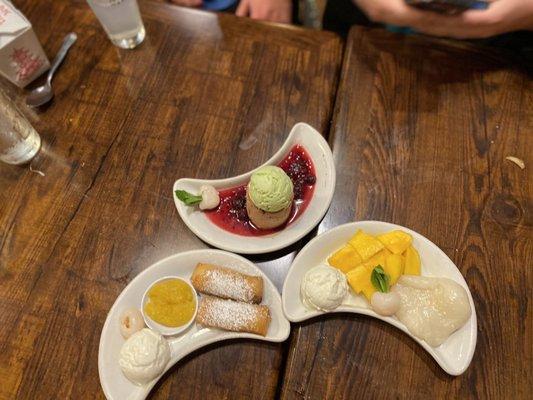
282, 221, 477, 376
141, 276, 198, 336
173, 123, 335, 254
99, 250, 290, 400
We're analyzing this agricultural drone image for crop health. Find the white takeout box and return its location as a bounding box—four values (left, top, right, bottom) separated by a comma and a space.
0, 0, 49, 87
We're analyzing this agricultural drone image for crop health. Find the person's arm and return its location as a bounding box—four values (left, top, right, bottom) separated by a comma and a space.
353, 0, 533, 38
236, 0, 292, 23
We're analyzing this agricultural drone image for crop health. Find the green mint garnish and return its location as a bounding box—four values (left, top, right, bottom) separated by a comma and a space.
175, 190, 202, 206
370, 265, 390, 293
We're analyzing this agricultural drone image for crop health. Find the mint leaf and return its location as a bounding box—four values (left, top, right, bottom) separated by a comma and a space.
371, 265, 390, 293
175, 190, 202, 206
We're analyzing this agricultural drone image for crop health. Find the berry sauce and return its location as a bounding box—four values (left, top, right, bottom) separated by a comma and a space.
205, 145, 316, 236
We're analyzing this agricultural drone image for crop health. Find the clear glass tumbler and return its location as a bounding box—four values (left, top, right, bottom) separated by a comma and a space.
0, 90, 41, 165
87, 0, 146, 49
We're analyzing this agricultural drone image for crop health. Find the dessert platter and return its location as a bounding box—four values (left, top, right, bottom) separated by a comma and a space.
282, 221, 477, 376
173, 123, 335, 254
98, 249, 290, 400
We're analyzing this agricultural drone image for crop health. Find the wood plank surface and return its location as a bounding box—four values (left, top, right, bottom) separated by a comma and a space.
0, 1, 342, 399
280, 27, 532, 399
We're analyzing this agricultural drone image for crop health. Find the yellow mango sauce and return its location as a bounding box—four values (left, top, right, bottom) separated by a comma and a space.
144, 278, 196, 327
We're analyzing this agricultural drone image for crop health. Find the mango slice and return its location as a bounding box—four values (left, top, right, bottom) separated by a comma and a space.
348, 230, 384, 261
403, 246, 421, 275
328, 244, 363, 273
383, 254, 404, 285
361, 283, 377, 302
365, 248, 391, 270
346, 265, 369, 294
377, 230, 413, 255
346, 265, 376, 300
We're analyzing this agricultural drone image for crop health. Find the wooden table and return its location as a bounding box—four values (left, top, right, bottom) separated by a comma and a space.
280, 27, 532, 399
1, 2, 531, 398
0, 1, 341, 399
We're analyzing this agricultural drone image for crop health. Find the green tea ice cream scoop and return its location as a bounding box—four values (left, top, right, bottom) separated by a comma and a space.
248, 166, 293, 212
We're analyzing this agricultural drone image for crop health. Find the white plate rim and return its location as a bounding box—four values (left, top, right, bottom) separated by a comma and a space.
172, 122, 336, 254
282, 220, 478, 376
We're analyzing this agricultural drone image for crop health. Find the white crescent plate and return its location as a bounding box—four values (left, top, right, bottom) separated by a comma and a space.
173, 123, 335, 254
282, 221, 477, 376
99, 249, 290, 400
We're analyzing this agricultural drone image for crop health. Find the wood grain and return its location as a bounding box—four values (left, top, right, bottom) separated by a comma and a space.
280, 27, 532, 399
0, 1, 341, 399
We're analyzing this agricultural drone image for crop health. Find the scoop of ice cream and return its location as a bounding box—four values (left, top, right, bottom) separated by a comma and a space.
119, 328, 170, 385
248, 166, 293, 212
392, 275, 472, 347
301, 265, 347, 311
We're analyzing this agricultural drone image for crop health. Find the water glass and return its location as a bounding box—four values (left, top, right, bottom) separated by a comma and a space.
87, 0, 146, 49
0, 90, 41, 165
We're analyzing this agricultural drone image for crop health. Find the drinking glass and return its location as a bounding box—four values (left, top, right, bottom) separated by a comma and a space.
87, 0, 146, 49
0, 90, 41, 165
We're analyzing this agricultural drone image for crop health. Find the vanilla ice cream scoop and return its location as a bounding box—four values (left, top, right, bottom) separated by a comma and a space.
301, 265, 347, 311
119, 328, 170, 385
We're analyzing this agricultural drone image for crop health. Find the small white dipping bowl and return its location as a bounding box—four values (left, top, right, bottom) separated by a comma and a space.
141, 276, 198, 336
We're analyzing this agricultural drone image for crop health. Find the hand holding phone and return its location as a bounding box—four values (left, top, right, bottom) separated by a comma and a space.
352, 0, 533, 38
405, 0, 488, 15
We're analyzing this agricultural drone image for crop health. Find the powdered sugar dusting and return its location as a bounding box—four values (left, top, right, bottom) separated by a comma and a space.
197, 296, 270, 336
203, 269, 255, 302
191, 264, 263, 303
